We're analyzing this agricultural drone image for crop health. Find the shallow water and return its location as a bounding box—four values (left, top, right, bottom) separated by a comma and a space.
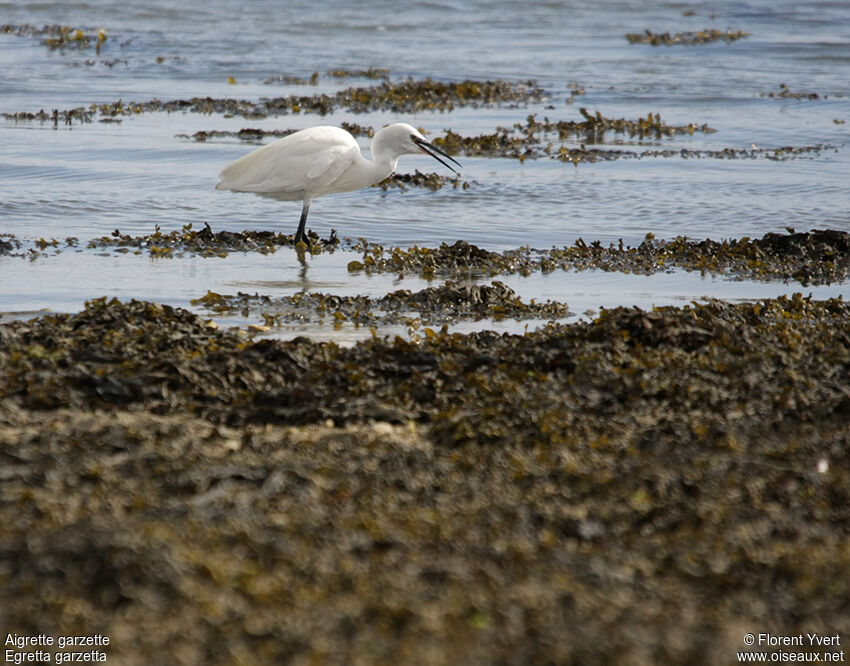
1, 0, 849, 340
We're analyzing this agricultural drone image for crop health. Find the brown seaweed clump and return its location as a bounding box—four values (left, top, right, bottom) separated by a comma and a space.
264, 68, 391, 84
377, 170, 470, 192
3, 78, 546, 124
761, 83, 822, 100
1, 23, 107, 52
2, 107, 95, 126
1, 235, 79, 260
347, 230, 850, 286
1, 293, 846, 435
1, 294, 849, 664
191, 280, 570, 328
335, 78, 546, 113
263, 71, 320, 85
178, 128, 297, 142
430, 113, 831, 166
15, 229, 850, 287
626, 28, 749, 45
86, 222, 339, 257
0, 234, 22, 256
327, 67, 390, 79
430, 110, 715, 162
180, 122, 375, 143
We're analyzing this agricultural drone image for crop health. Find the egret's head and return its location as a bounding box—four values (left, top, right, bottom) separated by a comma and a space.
375, 123, 462, 174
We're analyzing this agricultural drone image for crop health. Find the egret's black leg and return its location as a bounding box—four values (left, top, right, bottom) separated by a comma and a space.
294, 201, 310, 244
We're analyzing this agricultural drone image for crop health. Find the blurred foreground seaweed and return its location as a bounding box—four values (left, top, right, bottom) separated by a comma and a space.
1, 293, 849, 664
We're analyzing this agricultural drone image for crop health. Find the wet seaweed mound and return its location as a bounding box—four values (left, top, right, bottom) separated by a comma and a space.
2, 293, 849, 441
2, 295, 849, 664
346, 230, 850, 285
86, 222, 339, 256
192, 280, 570, 328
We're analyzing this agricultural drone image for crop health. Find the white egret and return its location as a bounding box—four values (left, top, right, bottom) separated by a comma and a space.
215, 123, 462, 244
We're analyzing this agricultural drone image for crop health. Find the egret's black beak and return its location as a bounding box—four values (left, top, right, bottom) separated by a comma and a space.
412, 135, 463, 174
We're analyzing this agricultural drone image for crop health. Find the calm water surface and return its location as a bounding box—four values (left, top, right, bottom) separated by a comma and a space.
1, 0, 848, 339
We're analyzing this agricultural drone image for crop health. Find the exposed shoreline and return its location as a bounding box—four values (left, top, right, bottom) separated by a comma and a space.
2, 292, 848, 664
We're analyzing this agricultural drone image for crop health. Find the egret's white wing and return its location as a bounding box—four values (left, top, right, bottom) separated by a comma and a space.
216, 127, 360, 199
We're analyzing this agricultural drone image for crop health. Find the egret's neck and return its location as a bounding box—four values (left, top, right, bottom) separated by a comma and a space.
368, 131, 404, 181
344, 151, 394, 192
368, 149, 398, 181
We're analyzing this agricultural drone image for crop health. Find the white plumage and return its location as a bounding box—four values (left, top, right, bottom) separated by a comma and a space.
215, 123, 461, 244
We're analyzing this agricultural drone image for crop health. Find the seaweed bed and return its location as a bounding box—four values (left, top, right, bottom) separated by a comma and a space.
190, 279, 570, 329
1, 23, 107, 52
63, 228, 850, 287
14, 96, 831, 168
626, 29, 749, 46
7, 229, 850, 289
1, 78, 545, 123
83, 223, 340, 258
1, 292, 849, 664
347, 230, 850, 286
4, 76, 833, 169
